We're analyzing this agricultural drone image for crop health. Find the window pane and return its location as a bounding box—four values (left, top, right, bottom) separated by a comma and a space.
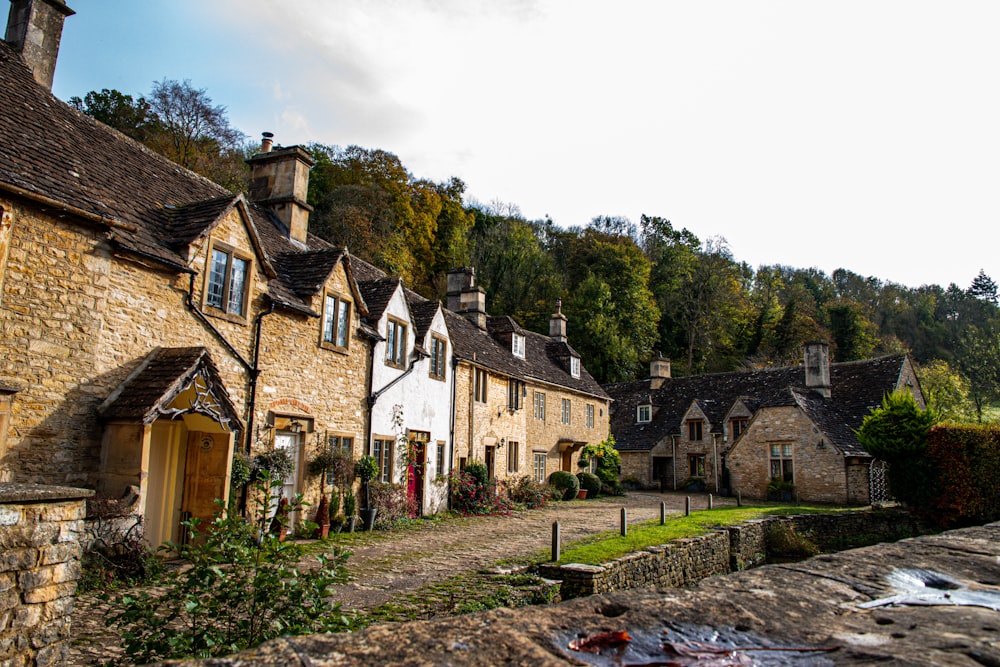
386, 323, 396, 360
770, 444, 781, 457
782, 444, 792, 457
770, 460, 782, 479
783, 460, 794, 482
227, 256, 248, 315
323, 296, 337, 343
336, 299, 350, 347
207, 249, 228, 308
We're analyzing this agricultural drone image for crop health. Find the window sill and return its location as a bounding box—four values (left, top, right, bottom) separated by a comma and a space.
428, 373, 446, 382
320, 341, 351, 355
202, 306, 249, 326
384, 360, 406, 370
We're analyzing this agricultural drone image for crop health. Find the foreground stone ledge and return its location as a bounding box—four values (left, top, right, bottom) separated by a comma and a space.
162, 522, 1000, 666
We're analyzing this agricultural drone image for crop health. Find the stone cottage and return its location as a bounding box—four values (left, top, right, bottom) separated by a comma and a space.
604, 343, 924, 504
0, 0, 375, 543
445, 268, 612, 482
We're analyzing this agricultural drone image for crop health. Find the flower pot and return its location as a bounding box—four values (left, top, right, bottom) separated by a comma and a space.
314, 524, 330, 539
577, 489, 588, 500
360, 507, 377, 531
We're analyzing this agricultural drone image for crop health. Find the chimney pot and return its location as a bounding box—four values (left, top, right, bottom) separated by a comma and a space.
804, 341, 831, 398
549, 298, 567, 342
260, 131, 274, 152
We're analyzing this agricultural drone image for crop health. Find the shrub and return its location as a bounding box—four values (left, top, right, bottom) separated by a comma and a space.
506, 476, 549, 509
343, 488, 357, 519
548, 470, 580, 501
926, 424, 1000, 526
463, 460, 490, 487
450, 470, 513, 516
576, 472, 601, 496
766, 521, 819, 559
252, 448, 294, 481
579, 436, 622, 484
368, 481, 413, 529
81, 495, 161, 590
112, 474, 351, 663
857, 390, 937, 507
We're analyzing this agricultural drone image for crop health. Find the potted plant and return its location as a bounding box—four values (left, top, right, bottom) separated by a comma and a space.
343, 489, 358, 532
355, 455, 379, 531
269, 496, 289, 541
313, 493, 330, 539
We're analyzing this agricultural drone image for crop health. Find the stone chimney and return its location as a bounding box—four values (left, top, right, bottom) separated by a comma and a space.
446, 267, 487, 330
650, 353, 671, 390
246, 134, 315, 246
549, 299, 567, 342
4, 0, 74, 90
803, 341, 831, 398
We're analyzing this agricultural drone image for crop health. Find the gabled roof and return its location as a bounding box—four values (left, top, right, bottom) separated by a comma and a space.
97, 347, 242, 429
408, 296, 442, 344
605, 355, 909, 453
358, 276, 402, 323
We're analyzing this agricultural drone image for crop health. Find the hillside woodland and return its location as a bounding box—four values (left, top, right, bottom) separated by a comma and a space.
71, 84, 1000, 420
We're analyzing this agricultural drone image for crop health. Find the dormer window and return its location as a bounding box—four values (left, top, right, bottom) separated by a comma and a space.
205, 243, 251, 318
570, 356, 580, 378
386, 318, 407, 367
512, 333, 525, 359
637, 404, 652, 423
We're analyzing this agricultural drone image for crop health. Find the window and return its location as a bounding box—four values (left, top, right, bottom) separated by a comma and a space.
322, 293, 351, 349
561, 398, 572, 425
687, 419, 704, 441
325, 435, 353, 486
429, 336, 447, 379
474, 368, 488, 403
386, 319, 407, 366
570, 356, 581, 378
437, 441, 446, 478
586, 404, 595, 428
206, 244, 250, 317
637, 405, 652, 423
512, 333, 525, 359
506, 440, 520, 473
770, 444, 794, 482
508, 379, 525, 411
731, 417, 748, 440
373, 438, 394, 483
533, 453, 547, 483
533, 391, 546, 420
688, 454, 706, 478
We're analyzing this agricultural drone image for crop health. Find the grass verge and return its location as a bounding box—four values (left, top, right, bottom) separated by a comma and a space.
552, 504, 849, 566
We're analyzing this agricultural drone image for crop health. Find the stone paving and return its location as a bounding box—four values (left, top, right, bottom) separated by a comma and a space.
68, 491, 727, 665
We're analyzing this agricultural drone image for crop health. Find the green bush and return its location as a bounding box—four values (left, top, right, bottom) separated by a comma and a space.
112, 473, 351, 663
505, 476, 550, 509
579, 436, 622, 484
857, 390, 937, 507
463, 460, 490, 488
765, 521, 819, 559
548, 470, 580, 501
927, 424, 1000, 526
576, 471, 601, 496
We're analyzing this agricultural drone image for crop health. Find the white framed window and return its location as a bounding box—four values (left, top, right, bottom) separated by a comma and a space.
570, 356, 581, 378
533, 452, 547, 483
637, 404, 652, 423
386, 318, 407, 366
322, 293, 351, 350
561, 398, 571, 425
586, 404, 595, 429
373, 438, 394, 483
206, 243, 250, 317
512, 333, 525, 359
533, 391, 546, 420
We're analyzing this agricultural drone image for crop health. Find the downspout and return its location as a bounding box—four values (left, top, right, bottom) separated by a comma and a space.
671, 434, 677, 490
367, 352, 426, 411
185, 274, 253, 372
245, 299, 276, 455
713, 433, 720, 493
447, 354, 461, 510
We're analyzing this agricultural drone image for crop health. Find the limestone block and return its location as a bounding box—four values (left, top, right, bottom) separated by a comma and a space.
0, 550, 36, 574
21, 582, 74, 605
38, 542, 79, 566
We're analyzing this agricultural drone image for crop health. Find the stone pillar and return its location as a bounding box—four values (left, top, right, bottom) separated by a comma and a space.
0, 483, 92, 666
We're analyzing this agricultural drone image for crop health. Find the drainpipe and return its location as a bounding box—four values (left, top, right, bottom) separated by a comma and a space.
185, 274, 253, 372
245, 299, 276, 455
365, 349, 427, 460
448, 355, 460, 477
671, 434, 677, 491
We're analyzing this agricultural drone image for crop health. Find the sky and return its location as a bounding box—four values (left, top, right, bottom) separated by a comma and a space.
49, 1, 1000, 291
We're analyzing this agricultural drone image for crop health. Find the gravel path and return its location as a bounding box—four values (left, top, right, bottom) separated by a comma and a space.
68, 491, 729, 665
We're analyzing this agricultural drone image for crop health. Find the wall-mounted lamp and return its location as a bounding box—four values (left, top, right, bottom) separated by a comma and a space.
498, 438, 506, 450
288, 419, 304, 434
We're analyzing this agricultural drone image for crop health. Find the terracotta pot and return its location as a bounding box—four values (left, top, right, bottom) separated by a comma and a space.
577, 489, 588, 500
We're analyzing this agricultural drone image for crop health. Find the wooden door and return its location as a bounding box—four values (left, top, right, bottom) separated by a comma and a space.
406, 440, 426, 517
181, 431, 230, 540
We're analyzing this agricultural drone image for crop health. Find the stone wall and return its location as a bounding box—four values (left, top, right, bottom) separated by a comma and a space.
0, 483, 91, 666
540, 509, 923, 599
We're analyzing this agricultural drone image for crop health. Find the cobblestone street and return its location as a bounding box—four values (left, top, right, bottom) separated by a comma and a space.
69, 491, 729, 664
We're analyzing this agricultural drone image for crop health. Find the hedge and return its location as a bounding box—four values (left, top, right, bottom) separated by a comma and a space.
926, 424, 1000, 526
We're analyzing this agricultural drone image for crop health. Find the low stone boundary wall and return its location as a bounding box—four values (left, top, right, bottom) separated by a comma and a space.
0, 483, 92, 666
540, 508, 924, 599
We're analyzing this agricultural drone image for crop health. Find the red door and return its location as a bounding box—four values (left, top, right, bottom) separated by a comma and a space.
407, 439, 426, 517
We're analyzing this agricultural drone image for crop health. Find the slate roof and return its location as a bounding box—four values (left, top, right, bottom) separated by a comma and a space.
358, 276, 402, 323
408, 297, 441, 344
0, 40, 364, 319
605, 354, 909, 455
97, 347, 242, 428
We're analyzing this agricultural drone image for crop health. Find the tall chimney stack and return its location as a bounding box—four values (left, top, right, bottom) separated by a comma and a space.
5, 0, 74, 90
650, 353, 671, 390
549, 299, 567, 342
446, 267, 487, 330
246, 135, 314, 246
803, 341, 831, 398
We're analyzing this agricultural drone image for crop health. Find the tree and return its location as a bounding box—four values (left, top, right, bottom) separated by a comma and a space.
968, 269, 998, 305
957, 324, 1000, 422
69, 88, 156, 142
917, 359, 973, 423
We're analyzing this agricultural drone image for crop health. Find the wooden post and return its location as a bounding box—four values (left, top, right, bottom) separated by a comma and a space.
708, 493, 714, 510
552, 521, 560, 561
620, 508, 627, 536
660, 501, 666, 525
737, 491, 742, 507
685, 496, 691, 516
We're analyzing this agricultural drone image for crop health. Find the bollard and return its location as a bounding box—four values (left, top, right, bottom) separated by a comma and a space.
660, 501, 666, 525
708, 493, 713, 510
552, 521, 560, 561
737, 491, 742, 507
620, 508, 627, 537
685, 496, 691, 516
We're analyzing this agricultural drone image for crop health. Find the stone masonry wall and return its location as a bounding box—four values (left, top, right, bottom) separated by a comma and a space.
540, 509, 921, 599
0, 484, 91, 667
